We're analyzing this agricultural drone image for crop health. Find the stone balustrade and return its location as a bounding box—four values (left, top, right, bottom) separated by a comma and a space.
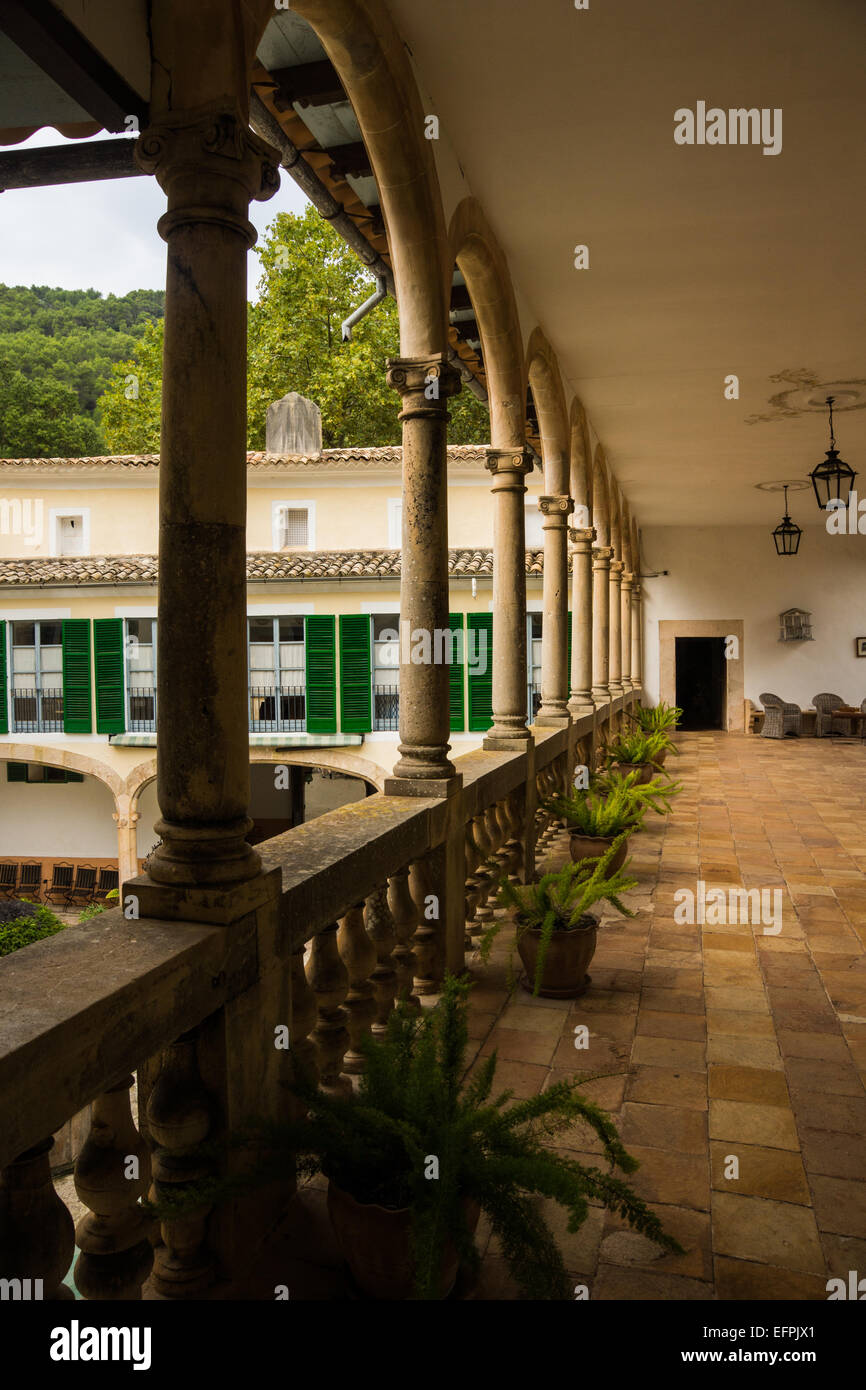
0, 695, 633, 1299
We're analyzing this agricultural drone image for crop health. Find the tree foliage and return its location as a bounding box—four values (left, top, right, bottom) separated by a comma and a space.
0, 285, 165, 457
99, 205, 489, 452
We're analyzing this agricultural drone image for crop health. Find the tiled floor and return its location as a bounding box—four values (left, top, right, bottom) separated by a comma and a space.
462, 730, 866, 1299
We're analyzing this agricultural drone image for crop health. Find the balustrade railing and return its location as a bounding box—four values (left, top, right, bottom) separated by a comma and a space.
0, 693, 630, 1299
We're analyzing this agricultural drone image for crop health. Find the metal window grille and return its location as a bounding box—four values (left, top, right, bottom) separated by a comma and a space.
373, 685, 399, 731
278, 509, 309, 548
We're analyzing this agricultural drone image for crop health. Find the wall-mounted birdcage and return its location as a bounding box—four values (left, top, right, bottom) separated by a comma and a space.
779, 608, 814, 642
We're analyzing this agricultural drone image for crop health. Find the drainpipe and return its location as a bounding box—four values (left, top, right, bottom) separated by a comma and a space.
341, 276, 388, 341
249, 92, 490, 403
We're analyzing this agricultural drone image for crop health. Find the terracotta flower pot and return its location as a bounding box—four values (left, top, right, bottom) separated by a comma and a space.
614, 760, 654, 785
568, 832, 629, 874
327, 1181, 480, 1299
516, 912, 598, 998
654, 748, 668, 767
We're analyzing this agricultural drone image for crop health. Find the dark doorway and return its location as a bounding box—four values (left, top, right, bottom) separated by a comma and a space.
675, 637, 726, 730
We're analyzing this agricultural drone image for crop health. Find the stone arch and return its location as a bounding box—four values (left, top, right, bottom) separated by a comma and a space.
449, 198, 525, 448
620, 496, 633, 572
569, 398, 593, 524
0, 743, 123, 798
609, 479, 623, 562
631, 517, 641, 578
290, 0, 451, 354
526, 328, 570, 495
125, 749, 386, 808
592, 445, 611, 547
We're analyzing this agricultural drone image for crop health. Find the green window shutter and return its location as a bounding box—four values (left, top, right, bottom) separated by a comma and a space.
304, 615, 337, 734
94, 618, 126, 734
7, 762, 27, 782
467, 613, 493, 731
339, 614, 372, 734
0, 621, 7, 735
448, 612, 465, 732
62, 619, 92, 733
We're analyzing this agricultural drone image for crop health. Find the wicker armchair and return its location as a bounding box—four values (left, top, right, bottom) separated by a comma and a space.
759, 693, 802, 739
813, 692, 849, 738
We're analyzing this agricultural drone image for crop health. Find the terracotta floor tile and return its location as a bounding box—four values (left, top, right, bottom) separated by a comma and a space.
706, 1008, 776, 1038
631, 1035, 707, 1072
784, 1056, 865, 1097
706, 1035, 782, 1069
708, 1065, 790, 1106
776, 1028, 850, 1061
591, 1266, 713, 1300
635, 1009, 707, 1041
704, 986, 769, 1014
711, 1192, 824, 1274
625, 1065, 708, 1111
552, 1029, 630, 1074
467, 1057, 547, 1098
621, 1101, 707, 1155
479, 1027, 557, 1066
809, 1177, 866, 1239
618, 1144, 710, 1210
708, 1099, 800, 1151
709, 1140, 811, 1204
789, 1089, 866, 1136
713, 1256, 828, 1300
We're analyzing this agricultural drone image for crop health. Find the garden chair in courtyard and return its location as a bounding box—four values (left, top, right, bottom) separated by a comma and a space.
68, 865, 98, 907
18, 862, 43, 899
45, 863, 74, 905
813, 692, 851, 737
759, 693, 802, 739
0, 863, 18, 898
95, 866, 119, 901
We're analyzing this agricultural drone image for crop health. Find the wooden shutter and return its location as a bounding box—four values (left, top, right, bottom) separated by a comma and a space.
62, 619, 92, 733
0, 621, 7, 736
304, 615, 337, 734
7, 762, 27, 782
467, 612, 493, 731
448, 612, 465, 732
339, 614, 372, 734
94, 618, 126, 734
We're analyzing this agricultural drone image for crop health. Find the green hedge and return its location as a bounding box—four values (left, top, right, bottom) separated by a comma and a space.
0, 904, 66, 957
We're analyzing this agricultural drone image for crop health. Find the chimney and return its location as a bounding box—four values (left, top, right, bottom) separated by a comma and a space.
266, 393, 322, 455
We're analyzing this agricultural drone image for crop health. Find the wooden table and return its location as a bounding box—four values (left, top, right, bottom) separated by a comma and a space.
831, 707, 866, 739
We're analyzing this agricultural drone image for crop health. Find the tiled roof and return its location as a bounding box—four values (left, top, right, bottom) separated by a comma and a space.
0, 445, 492, 473
0, 549, 548, 586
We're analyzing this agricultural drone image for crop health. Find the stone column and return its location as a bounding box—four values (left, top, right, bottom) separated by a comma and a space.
113, 797, 141, 885
631, 582, 643, 690
608, 559, 625, 697
537, 494, 574, 726
384, 355, 461, 794
135, 103, 278, 886
484, 448, 533, 748
591, 545, 614, 704
621, 571, 634, 690
567, 525, 595, 716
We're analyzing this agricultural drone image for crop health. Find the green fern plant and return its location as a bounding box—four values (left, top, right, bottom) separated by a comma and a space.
542, 780, 645, 837
605, 728, 670, 767
490, 839, 638, 992
628, 701, 682, 734
146, 974, 682, 1299
589, 767, 682, 816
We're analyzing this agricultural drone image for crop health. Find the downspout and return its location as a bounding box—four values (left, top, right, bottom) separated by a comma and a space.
249, 91, 489, 403
341, 276, 387, 341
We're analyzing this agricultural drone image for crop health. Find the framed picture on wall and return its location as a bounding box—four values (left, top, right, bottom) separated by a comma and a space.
856, 637, 866, 658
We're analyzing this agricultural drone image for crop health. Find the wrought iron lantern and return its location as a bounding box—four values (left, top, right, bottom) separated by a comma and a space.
772, 485, 802, 555
810, 395, 856, 511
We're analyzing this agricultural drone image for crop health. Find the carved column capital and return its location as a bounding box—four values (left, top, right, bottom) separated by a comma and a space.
136, 101, 280, 245
538, 495, 575, 529
620, 570, 635, 591
592, 544, 614, 566
568, 524, 596, 548
485, 447, 533, 487
386, 353, 461, 421
610, 559, 625, 577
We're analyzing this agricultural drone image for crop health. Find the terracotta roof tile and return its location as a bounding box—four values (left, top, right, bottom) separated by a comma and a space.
0, 445, 492, 472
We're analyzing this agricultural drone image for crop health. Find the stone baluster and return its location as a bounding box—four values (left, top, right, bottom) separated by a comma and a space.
289, 941, 320, 1093
364, 885, 398, 1040
409, 854, 443, 995
147, 1028, 214, 1299
337, 902, 377, 1074
494, 800, 512, 878
504, 790, 525, 883
464, 820, 482, 948
471, 811, 496, 937
387, 868, 421, 1011
73, 1075, 153, 1300
0, 1137, 75, 1300
307, 922, 351, 1097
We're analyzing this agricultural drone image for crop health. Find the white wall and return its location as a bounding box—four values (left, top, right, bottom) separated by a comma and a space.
0, 773, 117, 857
135, 781, 160, 858
641, 525, 866, 709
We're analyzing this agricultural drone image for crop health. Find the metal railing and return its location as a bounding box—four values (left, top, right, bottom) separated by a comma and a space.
128, 686, 156, 732
373, 684, 399, 731
11, 687, 63, 733
248, 684, 306, 733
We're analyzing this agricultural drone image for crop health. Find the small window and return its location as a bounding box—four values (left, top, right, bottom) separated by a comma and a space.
50, 510, 89, 557
277, 508, 309, 548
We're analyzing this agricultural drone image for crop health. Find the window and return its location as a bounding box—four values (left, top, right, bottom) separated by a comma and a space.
126, 618, 156, 731
10, 620, 63, 732
49, 510, 90, 556
528, 613, 542, 719
6, 762, 83, 783
272, 501, 315, 550
372, 614, 399, 730
387, 498, 402, 548
248, 616, 306, 731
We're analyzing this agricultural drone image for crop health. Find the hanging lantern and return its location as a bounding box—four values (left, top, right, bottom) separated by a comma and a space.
810, 395, 856, 511
772, 485, 802, 556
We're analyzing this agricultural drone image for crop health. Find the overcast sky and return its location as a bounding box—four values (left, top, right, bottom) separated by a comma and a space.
0, 128, 310, 302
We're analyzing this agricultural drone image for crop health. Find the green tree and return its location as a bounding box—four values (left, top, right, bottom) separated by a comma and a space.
0, 362, 101, 457
99, 206, 489, 452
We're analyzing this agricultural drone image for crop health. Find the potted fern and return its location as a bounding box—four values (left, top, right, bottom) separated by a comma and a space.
589, 767, 683, 824
542, 779, 644, 871
627, 703, 682, 766
605, 728, 670, 783
497, 842, 637, 997
147, 975, 681, 1299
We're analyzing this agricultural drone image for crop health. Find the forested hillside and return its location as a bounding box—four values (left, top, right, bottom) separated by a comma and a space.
0, 285, 165, 457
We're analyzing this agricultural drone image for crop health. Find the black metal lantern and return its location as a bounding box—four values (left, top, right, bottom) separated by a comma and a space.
772, 485, 802, 556
810, 395, 857, 511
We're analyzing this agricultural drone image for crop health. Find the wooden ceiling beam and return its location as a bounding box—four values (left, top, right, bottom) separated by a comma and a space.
0, 137, 141, 191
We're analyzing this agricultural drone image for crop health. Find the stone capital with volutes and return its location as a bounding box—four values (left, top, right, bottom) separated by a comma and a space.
136, 100, 280, 245
620, 570, 635, 591
610, 559, 625, 577
568, 524, 596, 548
485, 446, 533, 484
538, 495, 575, 529
592, 543, 614, 566
386, 353, 461, 421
